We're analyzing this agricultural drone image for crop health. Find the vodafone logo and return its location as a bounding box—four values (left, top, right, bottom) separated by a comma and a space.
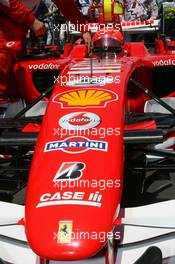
59, 112, 101, 130
6, 41, 15, 48
153, 59, 175, 66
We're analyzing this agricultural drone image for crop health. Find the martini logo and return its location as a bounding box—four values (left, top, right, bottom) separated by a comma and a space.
53, 162, 85, 182
44, 136, 108, 154
59, 112, 101, 130
52, 88, 118, 108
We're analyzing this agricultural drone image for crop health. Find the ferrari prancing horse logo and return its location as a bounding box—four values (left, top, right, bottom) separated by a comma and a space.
57, 220, 73, 243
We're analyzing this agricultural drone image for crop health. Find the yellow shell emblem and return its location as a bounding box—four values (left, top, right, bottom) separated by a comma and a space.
53, 89, 118, 108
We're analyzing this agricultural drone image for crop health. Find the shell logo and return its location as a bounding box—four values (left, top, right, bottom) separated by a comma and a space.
52, 89, 118, 108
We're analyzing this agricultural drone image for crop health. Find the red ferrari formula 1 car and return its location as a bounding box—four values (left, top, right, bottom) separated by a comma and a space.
1, 0, 175, 263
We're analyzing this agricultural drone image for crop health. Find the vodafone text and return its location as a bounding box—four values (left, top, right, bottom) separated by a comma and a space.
153, 59, 175, 66
29, 63, 59, 70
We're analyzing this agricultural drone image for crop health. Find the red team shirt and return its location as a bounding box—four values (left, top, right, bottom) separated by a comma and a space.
0, 0, 37, 25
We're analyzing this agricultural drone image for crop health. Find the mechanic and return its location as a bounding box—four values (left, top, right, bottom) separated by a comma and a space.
76, 0, 101, 52
0, 0, 46, 102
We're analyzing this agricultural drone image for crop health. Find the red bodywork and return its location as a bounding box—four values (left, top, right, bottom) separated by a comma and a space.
12, 0, 175, 261
24, 43, 175, 259
22, 41, 175, 259
25, 56, 126, 260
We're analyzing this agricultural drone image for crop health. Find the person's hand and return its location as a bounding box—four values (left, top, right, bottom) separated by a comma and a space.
30, 19, 46, 36
83, 32, 92, 52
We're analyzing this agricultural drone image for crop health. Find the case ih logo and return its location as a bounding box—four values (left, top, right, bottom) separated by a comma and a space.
59, 112, 101, 130
53, 162, 85, 182
52, 88, 118, 108
36, 162, 103, 208
44, 136, 108, 154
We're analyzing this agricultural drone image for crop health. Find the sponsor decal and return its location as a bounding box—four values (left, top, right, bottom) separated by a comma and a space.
153, 59, 175, 67
52, 88, 118, 108
45, 136, 108, 154
29, 63, 60, 70
59, 112, 101, 130
36, 163, 103, 208
6, 41, 15, 48
53, 162, 85, 182
36, 191, 102, 208
57, 220, 73, 243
